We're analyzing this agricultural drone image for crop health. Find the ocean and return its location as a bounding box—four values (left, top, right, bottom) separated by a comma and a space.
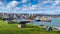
30, 18, 60, 27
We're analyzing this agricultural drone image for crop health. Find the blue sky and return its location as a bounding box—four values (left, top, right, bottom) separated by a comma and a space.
0, 0, 60, 14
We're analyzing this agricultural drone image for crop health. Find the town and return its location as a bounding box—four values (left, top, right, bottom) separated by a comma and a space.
0, 12, 60, 28
0, 13, 60, 19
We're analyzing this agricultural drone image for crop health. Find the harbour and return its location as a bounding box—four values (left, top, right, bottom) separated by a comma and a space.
0, 13, 60, 27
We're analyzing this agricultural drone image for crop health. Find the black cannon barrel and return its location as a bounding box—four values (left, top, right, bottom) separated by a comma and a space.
19, 21, 30, 24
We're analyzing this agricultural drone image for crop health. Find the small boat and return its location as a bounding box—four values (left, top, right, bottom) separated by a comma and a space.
35, 20, 41, 22
40, 20, 51, 22
40, 18, 51, 22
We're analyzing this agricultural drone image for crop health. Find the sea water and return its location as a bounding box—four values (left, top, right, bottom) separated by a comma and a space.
30, 18, 60, 27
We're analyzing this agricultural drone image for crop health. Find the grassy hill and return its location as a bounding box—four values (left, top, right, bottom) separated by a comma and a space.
0, 20, 60, 34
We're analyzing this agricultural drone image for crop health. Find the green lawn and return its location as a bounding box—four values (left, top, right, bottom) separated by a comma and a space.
0, 20, 60, 34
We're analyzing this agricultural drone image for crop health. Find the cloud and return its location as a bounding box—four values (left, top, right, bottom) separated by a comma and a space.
54, 0, 60, 5
22, 0, 28, 3
15, 0, 60, 11
22, 4, 39, 11
50, 0, 60, 9
29, 5, 38, 10
0, 0, 60, 14
37, 0, 60, 10
0, 1, 5, 6
0, 1, 6, 10
6, 1, 19, 10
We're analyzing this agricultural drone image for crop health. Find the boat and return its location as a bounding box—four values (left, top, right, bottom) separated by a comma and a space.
40, 17, 51, 22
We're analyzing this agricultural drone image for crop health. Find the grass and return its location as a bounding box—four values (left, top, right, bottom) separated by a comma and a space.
0, 20, 60, 34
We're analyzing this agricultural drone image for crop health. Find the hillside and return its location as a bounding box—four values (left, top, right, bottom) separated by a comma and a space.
0, 20, 60, 34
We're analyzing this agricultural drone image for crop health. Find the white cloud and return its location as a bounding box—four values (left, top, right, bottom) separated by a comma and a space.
29, 5, 38, 10
22, 5, 39, 11
0, 0, 60, 14
6, 1, 19, 10
37, 0, 60, 11
54, 0, 60, 5
22, 0, 28, 3
0, 2, 3, 5
50, 0, 60, 9
0, 1, 6, 10
14, 7, 21, 11
0, 1, 5, 7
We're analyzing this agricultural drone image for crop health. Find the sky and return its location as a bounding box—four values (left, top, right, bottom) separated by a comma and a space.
0, 0, 60, 14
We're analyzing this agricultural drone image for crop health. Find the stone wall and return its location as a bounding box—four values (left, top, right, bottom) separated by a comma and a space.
18, 24, 26, 28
